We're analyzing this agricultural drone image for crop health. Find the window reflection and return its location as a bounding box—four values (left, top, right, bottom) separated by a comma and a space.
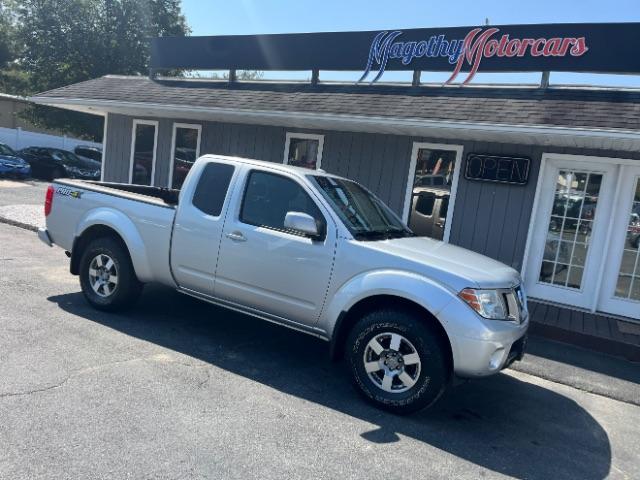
131, 123, 156, 186
614, 178, 640, 301
539, 170, 602, 290
287, 137, 321, 170
171, 126, 200, 189
408, 149, 456, 241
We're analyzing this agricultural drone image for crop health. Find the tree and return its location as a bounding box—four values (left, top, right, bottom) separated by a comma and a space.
0, 0, 29, 95
10, 0, 190, 139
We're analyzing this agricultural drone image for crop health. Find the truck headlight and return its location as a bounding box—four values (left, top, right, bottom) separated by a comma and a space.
459, 288, 509, 320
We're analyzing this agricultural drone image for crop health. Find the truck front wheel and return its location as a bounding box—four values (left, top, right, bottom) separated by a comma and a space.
346, 309, 449, 414
79, 237, 142, 311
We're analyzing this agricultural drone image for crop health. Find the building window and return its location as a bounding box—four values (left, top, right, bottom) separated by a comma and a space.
170, 123, 202, 189
129, 120, 158, 185
283, 132, 324, 170
404, 143, 463, 242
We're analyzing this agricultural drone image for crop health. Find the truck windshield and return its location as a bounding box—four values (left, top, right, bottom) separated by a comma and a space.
310, 176, 412, 240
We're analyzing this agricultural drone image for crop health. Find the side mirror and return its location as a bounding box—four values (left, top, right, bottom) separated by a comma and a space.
284, 211, 324, 239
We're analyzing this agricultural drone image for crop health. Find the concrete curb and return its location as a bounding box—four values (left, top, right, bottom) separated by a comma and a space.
0, 215, 38, 232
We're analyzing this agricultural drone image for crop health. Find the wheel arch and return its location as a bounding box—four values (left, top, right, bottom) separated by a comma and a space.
329, 293, 454, 377
70, 209, 152, 281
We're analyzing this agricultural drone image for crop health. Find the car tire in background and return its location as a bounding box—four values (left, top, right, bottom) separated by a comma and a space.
346, 308, 450, 414
79, 237, 142, 311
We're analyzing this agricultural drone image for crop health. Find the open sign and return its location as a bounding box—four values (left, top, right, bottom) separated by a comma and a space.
465, 154, 530, 185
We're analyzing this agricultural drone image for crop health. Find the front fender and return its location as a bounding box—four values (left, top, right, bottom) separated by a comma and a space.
75, 207, 154, 282
319, 269, 457, 337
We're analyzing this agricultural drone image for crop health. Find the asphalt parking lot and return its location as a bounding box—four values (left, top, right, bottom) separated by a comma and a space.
1, 222, 639, 479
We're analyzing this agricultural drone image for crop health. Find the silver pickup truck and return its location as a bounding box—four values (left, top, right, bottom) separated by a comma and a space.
39, 155, 528, 413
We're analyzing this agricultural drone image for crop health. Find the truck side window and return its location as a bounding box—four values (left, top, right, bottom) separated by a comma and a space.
241, 170, 323, 233
415, 193, 435, 216
192, 162, 235, 216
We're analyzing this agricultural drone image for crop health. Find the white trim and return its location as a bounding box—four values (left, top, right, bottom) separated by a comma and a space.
100, 114, 108, 182
168, 122, 202, 188
30, 96, 640, 151
402, 142, 463, 243
128, 119, 159, 185
283, 132, 325, 170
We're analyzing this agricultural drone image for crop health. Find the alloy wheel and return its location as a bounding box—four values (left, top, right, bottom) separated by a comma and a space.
363, 332, 421, 393
88, 254, 118, 298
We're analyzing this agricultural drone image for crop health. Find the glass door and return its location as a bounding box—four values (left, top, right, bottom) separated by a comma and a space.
598, 168, 640, 319
524, 157, 617, 309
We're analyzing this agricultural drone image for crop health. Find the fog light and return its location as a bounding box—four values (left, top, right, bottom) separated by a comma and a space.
489, 347, 506, 370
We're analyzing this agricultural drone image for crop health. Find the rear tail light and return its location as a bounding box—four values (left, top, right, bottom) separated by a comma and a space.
44, 185, 54, 217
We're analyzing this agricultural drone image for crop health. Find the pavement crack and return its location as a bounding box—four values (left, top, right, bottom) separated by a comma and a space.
0, 376, 71, 399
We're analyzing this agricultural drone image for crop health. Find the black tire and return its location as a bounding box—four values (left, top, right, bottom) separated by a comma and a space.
79, 237, 142, 312
346, 308, 450, 414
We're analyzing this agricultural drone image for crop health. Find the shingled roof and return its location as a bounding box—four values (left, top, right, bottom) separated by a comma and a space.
31, 75, 640, 132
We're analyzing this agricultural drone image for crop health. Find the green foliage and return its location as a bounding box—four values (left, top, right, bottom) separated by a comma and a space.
2, 0, 190, 139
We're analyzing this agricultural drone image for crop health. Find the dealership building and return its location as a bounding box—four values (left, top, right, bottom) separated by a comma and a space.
31, 23, 640, 356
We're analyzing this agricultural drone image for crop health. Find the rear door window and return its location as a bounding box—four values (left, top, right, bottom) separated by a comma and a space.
192, 162, 235, 216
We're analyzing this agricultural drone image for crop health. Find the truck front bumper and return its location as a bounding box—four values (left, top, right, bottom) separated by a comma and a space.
438, 296, 529, 378
37, 227, 53, 247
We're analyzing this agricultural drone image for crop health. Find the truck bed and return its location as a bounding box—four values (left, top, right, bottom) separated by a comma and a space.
58, 179, 180, 207
46, 178, 179, 285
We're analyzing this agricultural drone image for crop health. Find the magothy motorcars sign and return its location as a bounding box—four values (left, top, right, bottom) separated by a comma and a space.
150, 23, 640, 84
360, 28, 588, 84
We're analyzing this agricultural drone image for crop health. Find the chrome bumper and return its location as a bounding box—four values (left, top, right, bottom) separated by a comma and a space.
37, 227, 53, 247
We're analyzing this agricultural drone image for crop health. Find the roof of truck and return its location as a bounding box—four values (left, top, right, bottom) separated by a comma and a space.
201, 154, 336, 178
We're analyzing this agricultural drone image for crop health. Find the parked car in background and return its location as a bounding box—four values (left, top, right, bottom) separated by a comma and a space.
74, 145, 102, 163
18, 147, 101, 180
0, 143, 31, 179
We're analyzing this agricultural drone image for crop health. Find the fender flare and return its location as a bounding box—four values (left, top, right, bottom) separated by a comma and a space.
320, 269, 457, 342
72, 207, 154, 282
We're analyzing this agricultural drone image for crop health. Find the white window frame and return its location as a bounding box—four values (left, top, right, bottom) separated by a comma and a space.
100, 114, 108, 182
283, 132, 325, 170
168, 122, 202, 188
128, 119, 159, 185
402, 142, 464, 243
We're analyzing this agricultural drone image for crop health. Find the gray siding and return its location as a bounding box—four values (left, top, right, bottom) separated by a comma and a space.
103, 113, 640, 272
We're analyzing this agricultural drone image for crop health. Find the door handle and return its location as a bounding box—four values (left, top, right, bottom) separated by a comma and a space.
226, 231, 247, 242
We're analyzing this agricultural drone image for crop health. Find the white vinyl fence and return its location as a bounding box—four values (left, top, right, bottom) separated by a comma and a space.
0, 126, 101, 151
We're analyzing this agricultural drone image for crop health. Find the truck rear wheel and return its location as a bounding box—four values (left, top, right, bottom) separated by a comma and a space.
79, 237, 142, 311
346, 308, 449, 414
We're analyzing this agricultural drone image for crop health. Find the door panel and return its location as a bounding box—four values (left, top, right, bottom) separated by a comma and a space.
214, 170, 336, 326
170, 162, 236, 294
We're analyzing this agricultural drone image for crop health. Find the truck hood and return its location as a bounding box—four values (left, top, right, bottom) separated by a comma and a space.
359, 236, 521, 292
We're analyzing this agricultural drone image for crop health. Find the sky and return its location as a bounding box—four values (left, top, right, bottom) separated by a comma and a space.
180, 0, 640, 87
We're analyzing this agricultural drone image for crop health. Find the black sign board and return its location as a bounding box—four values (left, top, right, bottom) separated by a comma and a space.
151, 23, 640, 84
465, 154, 531, 185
